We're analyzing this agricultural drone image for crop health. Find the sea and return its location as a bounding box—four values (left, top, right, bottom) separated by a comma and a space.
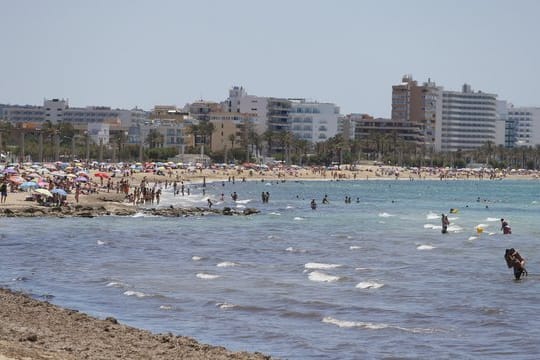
2, 178, 540, 359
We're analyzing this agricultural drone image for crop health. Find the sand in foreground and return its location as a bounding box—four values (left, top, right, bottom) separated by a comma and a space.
0, 288, 271, 360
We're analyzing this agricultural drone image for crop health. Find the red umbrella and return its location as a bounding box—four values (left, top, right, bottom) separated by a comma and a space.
94, 172, 110, 179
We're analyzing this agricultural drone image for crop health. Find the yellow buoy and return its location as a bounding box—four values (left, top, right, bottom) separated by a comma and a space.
476, 227, 484, 234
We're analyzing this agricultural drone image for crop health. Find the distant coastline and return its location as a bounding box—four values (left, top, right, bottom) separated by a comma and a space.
1, 164, 538, 218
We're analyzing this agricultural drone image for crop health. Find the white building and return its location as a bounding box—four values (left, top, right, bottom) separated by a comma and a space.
225, 86, 268, 134
507, 106, 540, 147
289, 99, 339, 142
44, 98, 68, 123
225, 86, 340, 143
441, 84, 498, 151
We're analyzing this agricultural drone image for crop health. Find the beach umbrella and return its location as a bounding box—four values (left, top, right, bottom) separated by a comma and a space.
94, 172, 110, 178
38, 180, 49, 188
51, 188, 68, 196
75, 176, 88, 182
34, 188, 53, 197
20, 181, 39, 190
8, 176, 24, 184
2, 168, 17, 174
51, 170, 67, 177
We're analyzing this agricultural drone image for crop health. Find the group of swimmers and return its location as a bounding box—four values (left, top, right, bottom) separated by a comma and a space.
441, 212, 527, 280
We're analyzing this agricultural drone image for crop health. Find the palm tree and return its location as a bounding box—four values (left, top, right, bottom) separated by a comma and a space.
146, 129, 164, 149
228, 133, 236, 150
263, 130, 275, 158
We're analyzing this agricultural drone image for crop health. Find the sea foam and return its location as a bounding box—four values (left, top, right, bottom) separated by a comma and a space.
417, 244, 435, 250
196, 273, 220, 280
217, 261, 237, 267
123, 290, 148, 298
322, 316, 436, 333
355, 281, 384, 289
304, 262, 341, 270
308, 271, 340, 282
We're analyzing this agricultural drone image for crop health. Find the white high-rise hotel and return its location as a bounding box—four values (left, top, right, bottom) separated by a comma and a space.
391, 76, 507, 152
441, 84, 499, 152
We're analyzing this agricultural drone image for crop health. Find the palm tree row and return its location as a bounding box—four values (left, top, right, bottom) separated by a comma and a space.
3, 119, 540, 168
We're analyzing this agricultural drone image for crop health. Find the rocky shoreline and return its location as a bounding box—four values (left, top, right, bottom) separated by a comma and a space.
0, 287, 271, 360
0, 201, 260, 218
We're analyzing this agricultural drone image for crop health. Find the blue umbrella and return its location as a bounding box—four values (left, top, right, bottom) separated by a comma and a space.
20, 181, 39, 190
51, 188, 68, 196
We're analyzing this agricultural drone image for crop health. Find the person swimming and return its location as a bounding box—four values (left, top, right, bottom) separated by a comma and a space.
504, 248, 527, 280
310, 199, 317, 210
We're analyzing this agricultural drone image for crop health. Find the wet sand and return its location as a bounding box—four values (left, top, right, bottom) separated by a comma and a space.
0, 288, 271, 360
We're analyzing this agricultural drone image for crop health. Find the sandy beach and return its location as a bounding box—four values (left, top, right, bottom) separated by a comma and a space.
2, 164, 537, 213
1, 163, 539, 359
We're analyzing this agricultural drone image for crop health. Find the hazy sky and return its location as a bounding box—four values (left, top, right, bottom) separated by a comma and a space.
1, 0, 539, 117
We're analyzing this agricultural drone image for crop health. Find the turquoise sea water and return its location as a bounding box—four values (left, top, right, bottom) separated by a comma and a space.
1, 179, 540, 359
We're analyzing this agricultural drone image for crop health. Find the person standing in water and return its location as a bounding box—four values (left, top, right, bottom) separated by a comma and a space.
504, 248, 527, 280
441, 214, 450, 234
501, 218, 512, 234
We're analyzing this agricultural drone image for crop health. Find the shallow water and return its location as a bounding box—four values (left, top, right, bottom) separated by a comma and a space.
2, 179, 540, 359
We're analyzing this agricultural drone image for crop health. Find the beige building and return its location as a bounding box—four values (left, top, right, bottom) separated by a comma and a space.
208, 112, 256, 154
391, 75, 443, 151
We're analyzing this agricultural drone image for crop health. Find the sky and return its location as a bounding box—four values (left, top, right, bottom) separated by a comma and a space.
1, 0, 539, 117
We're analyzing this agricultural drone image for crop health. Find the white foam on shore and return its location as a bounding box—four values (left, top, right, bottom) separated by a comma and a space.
123, 290, 148, 298
132, 212, 155, 218
97, 240, 106, 245
308, 271, 340, 282
305, 262, 342, 270
217, 261, 237, 267
192, 256, 202, 261
356, 281, 384, 289
349, 245, 361, 250
417, 244, 435, 250
486, 217, 499, 222
378, 212, 394, 218
269, 212, 281, 216
196, 273, 220, 280
235, 199, 251, 204
286, 205, 294, 209
447, 224, 462, 232
294, 217, 305, 221
159, 305, 173, 310
322, 316, 436, 333
468, 236, 478, 241
424, 224, 440, 229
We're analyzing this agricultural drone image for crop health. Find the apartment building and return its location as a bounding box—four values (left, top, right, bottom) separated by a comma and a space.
391, 75, 443, 151
441, 84, 498, 151
289, 99, 339, 143
507, 106, 540, 147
